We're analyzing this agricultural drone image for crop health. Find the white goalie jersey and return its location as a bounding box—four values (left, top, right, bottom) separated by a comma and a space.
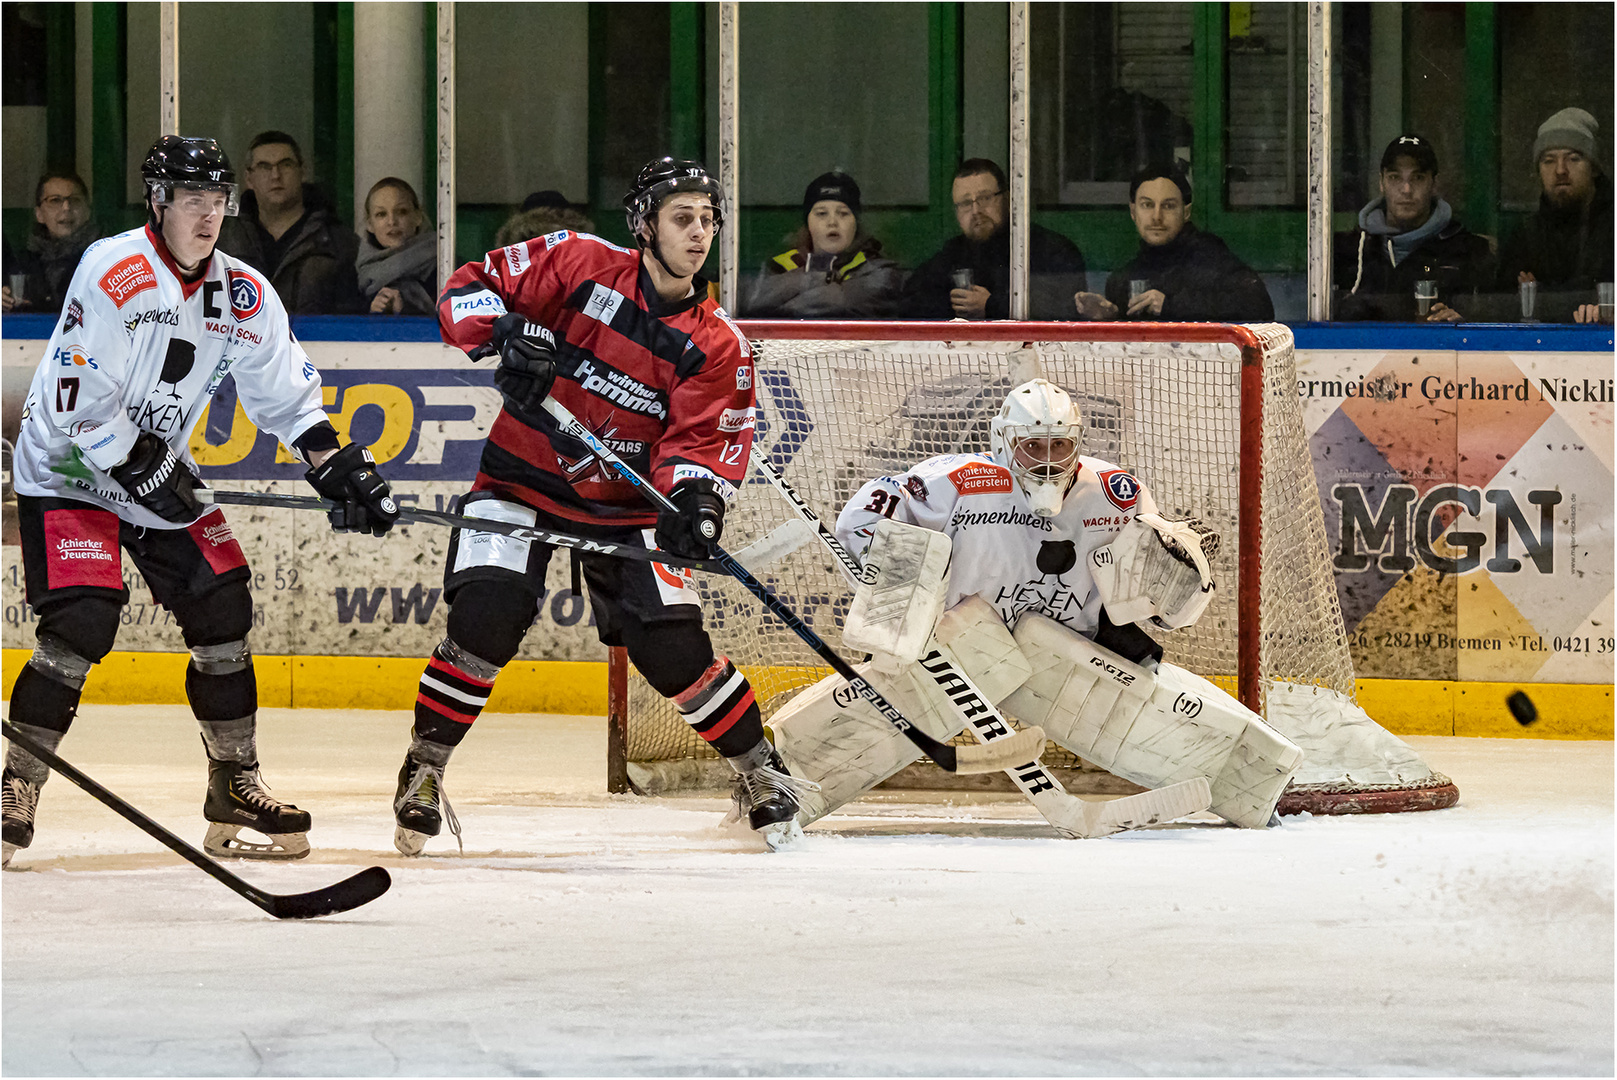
12, 225, 330, 528
834, 451, 1160, 636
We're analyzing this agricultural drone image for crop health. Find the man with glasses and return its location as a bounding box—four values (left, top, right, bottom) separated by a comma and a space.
3, 135, 397, 868
2, 173, 100, 314
216, 130, 361, 314
900, 159, 1088, 321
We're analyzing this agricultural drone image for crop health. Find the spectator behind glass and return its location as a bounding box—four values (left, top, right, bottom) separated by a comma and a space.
492, 190, 596, 248
2, 173, 100, 313
1333, 134, 1494, 322
900, 159, 1088, 321
744, 171, 903, 318
216, 130, 361, 313
357, 177, 436, 315
1074, 164, 1273, 322
1496, 108, 1613, 323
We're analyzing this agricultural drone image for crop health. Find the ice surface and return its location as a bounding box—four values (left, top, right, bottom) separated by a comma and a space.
3, 705, 1611, 1076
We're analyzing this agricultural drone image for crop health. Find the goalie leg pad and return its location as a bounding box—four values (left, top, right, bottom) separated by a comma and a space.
931, 594, 1032, 702
768, 661, 949, 827
1002, 613, 1302, 828
841, 518, 953, 665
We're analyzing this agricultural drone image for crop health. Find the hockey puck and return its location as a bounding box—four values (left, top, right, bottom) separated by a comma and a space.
1506, 690, 1538, 726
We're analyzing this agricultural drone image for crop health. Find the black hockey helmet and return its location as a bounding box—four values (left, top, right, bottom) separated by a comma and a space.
142, 135, 239, 216
622, 157, 723, 241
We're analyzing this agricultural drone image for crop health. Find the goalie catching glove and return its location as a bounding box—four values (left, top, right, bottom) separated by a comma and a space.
305, 442, 399, 536
489, 312, 558, 416
656, 478, 727, 559
109, 431, 204, 524
1091, 512, 1219, 630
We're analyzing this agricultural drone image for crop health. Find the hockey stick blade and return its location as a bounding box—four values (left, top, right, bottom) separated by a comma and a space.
196, 489, 721, 572
950, 726, 1049, 774
1, 720, 391, 919
1041, 776, 1212, 839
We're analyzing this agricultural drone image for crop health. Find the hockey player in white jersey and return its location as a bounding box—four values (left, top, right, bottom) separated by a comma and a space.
765, 379, 1304, 832
2, 136, 399, 866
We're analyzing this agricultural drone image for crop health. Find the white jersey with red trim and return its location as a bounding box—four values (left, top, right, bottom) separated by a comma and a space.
833, 452, 1159, 635
12, 224, 329, 528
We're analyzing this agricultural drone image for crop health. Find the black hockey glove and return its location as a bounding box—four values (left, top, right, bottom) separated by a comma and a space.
305, 442, 399, 537
108, 431, 204, 524
655, 478, 727, 560
489, 313, 559, 416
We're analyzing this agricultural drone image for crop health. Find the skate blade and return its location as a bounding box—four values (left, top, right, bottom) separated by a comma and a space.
203, 823, 310, 860
393, 826, 431, 857
2, 840, 16, 869
761, 817, 804, 851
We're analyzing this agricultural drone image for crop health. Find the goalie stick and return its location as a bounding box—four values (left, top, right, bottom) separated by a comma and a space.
196, 490, 722, 573
749, 449, 1213, 838
1, 720, 391, 919
539, 397, 1043, 775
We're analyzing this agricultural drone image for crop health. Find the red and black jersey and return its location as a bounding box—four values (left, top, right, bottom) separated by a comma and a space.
438, 230, 756, 526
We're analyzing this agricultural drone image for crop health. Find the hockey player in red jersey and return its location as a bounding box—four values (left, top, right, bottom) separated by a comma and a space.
394, 157, 813, 853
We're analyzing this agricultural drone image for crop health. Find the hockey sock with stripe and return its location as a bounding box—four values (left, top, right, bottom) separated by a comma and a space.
673, 656, 765, 759
413, 638, 499, 750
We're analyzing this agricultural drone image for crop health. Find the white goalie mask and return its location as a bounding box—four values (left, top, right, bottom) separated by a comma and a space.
989, 379, 1083, 518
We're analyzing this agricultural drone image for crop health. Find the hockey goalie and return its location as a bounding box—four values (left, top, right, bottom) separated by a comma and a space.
765, 378, 1306, 835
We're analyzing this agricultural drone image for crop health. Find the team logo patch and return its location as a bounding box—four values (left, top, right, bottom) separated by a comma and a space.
63, 298, 84, 331
98, 255, 158, 308
1099, 469, 1141, 511
227, 270, 263, 319
735, 365, 752, 390
948, 461, 1013, 496
904, 475, 930, 503
505, 244, 531, 276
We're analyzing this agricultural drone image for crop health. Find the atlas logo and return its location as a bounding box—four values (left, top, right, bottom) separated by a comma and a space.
1099, 469, 1140, 511
227, 270, 263, 319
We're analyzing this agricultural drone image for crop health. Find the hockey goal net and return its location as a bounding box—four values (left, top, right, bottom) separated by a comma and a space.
606, 321, 1456, 815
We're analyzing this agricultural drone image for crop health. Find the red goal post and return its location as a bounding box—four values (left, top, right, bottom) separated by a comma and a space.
605, 320, 1437, 809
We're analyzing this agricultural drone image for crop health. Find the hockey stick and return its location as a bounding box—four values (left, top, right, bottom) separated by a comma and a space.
196, 489, 723, 573
539, 397, 1041, 775
1, 720, 391, 919
749, 449, 1213, 838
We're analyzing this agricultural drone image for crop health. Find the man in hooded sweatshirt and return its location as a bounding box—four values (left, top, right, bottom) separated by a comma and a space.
1496, 107, 1613, 324
1073, 163, 1272, 322
1333, 134, 1493, 322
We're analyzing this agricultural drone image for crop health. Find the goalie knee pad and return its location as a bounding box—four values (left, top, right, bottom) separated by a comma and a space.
1001, 613, 1302, 828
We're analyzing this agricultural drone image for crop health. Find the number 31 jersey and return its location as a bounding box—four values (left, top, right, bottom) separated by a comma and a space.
12, 224, 330, 528
834, 452, 1159, 635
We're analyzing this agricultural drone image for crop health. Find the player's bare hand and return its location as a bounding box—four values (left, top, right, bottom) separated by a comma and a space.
1127, 289, 1167, 317
1425, 302, 1464, 323
1073, 291, 1118, 320
1573, 303, 1607, 324
950, 285, 989, 320
369, 287, 401, 315
1, 286, 25, 313
1517, 270, 1537, 284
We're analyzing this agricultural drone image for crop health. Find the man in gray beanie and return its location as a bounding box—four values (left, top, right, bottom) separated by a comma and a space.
1497, 107, 1613, 322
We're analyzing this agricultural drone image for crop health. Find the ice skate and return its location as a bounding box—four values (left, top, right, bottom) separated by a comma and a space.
729, 750, 818, 851
393, 753, 461, 856
202, 758, 311, 860
2, 769, 41, 869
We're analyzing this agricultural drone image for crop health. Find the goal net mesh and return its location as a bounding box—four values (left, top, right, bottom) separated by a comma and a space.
618, 323, 1356, 776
